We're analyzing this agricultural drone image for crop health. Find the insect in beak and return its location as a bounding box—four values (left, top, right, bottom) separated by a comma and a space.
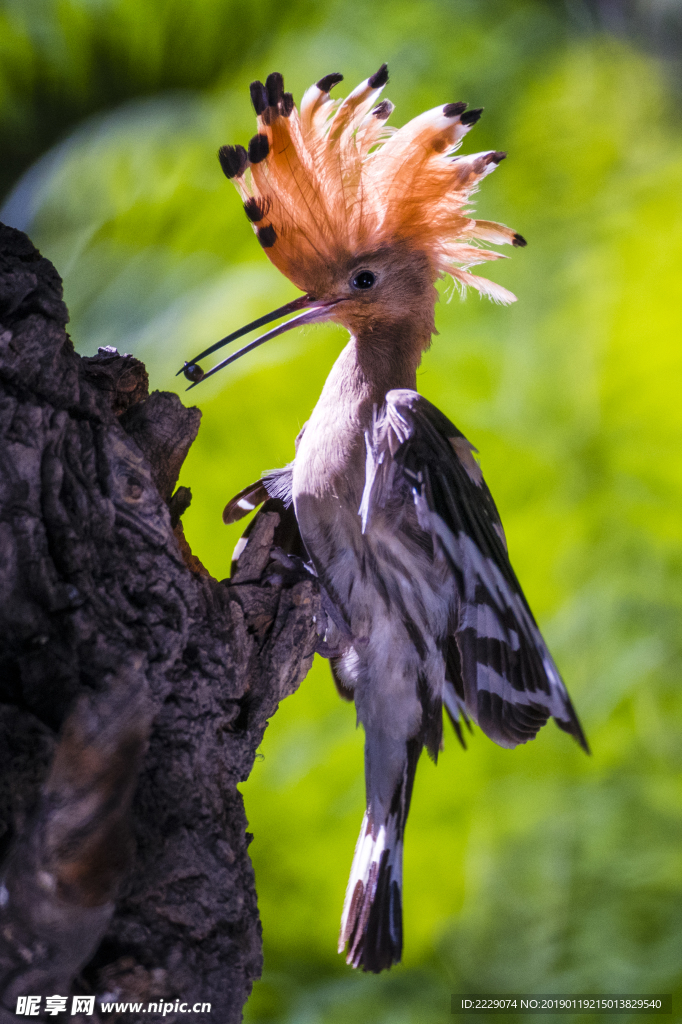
178, 294, 342, 389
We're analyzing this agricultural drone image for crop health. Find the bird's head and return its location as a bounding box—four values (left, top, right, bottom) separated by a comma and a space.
181, 65, 526, 386
290, 240, 439, 344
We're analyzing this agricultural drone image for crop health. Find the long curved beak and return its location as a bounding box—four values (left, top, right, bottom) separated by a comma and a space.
178, 294, 340, 390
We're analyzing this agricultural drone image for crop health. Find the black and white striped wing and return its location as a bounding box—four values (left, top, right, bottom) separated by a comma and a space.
362, 389, 588, 752
223, 462, 296, 524
223, 462, 306, 568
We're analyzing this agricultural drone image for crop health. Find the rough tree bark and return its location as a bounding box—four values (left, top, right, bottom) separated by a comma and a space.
0, 224, 322, 1023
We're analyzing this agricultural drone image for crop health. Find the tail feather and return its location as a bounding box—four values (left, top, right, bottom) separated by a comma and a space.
363, 848, 403, 972
339, 739, 421, 972
339, 811, 403, 971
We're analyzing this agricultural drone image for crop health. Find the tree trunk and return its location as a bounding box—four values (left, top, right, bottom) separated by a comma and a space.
0, 224, 321, 1023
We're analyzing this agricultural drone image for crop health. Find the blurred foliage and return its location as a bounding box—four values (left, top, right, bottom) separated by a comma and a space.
0, 0, 323, 199
2, 1, 682, 1022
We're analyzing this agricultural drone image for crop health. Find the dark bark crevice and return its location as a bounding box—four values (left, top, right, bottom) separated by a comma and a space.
0, 223, 321, 1023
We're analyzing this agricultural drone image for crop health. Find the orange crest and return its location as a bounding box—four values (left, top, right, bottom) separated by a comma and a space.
219, 66, 525, 303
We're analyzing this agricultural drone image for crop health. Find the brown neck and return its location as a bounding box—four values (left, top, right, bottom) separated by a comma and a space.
355, 322, 425, 399
320, 320, 428, 413
293, 320, 430, 503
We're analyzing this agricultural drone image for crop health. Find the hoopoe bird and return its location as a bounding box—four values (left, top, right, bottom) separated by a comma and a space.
180, 65, 588, 973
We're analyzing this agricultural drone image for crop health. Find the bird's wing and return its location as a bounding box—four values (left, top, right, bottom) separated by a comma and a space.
223, 462, 295, 524
223, 462, 306, 570
223, 479, 270, 524
361, 388, 588, 752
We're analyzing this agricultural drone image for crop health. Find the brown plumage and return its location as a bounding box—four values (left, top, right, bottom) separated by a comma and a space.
191, 65, 586, 975
222, 66, 520, 304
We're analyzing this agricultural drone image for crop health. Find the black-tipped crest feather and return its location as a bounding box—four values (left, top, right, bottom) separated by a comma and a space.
460, 107, 483, 125
368, 63, 389, 88
218, 144, 247, 179
248, 133, 270, 163
443, 101, 468, 118
316, 72, 344, 93
249, 80, 268, 115
266, 72, 284, 107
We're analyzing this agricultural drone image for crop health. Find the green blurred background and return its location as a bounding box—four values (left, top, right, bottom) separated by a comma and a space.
2, 0, 682, 1020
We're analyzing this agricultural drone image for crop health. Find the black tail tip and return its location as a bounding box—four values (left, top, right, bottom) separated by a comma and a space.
512, 233, 528, 247
443, 101, 468, 118
359, 875, 403, 973
368, 63, 389, 89
344, 849, 403, 973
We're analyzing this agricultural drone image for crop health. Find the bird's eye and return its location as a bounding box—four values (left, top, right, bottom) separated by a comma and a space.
351, 271, 376, 290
